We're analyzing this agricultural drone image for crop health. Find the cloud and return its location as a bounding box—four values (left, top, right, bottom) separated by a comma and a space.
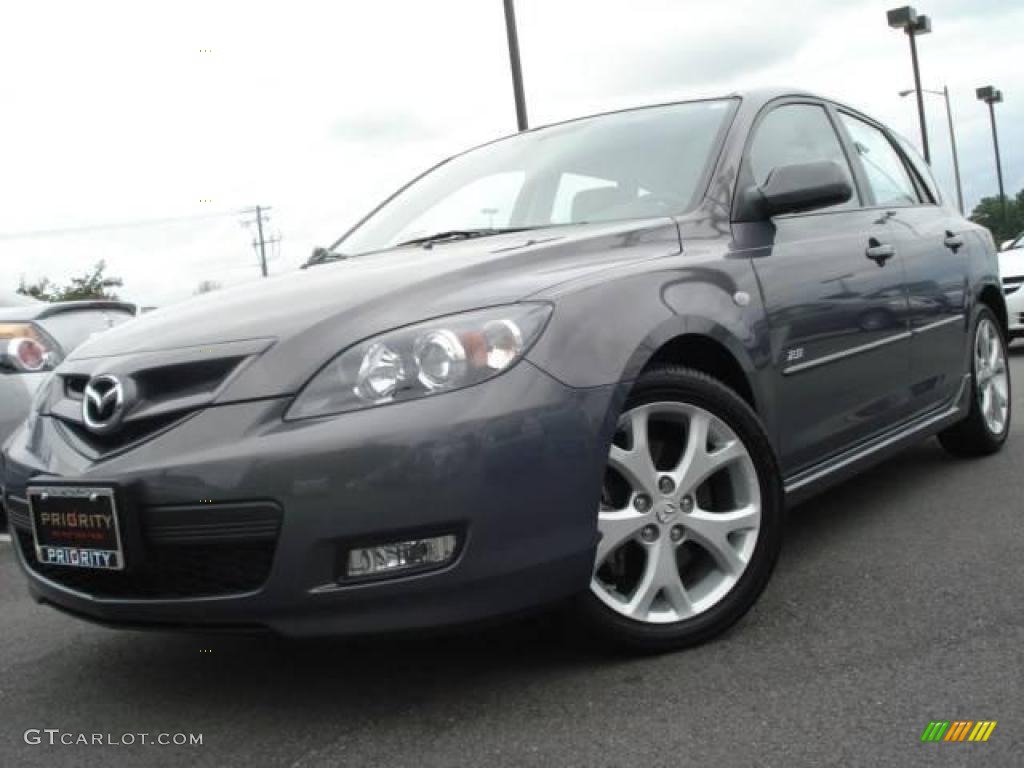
330, 111, 438, 144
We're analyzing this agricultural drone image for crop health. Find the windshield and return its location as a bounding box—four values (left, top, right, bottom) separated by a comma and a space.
337, 99, 737, 255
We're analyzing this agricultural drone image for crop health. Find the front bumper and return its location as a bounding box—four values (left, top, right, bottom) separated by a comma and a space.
2, 362, 624, 635
1004, 283, 1024, 335
0, 372, 48, 531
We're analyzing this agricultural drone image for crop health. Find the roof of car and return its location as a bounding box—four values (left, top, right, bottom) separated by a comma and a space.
0, 299, 137, 322
525, 88, 840, 136
726, 87, 822, 105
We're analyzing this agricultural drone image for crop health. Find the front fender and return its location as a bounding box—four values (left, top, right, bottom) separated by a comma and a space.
525, 252, 775, 432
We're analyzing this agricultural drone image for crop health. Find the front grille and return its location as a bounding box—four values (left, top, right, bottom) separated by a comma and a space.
56, 412, 189, 457
11, 502, 281, 599
50, 338, 270, 459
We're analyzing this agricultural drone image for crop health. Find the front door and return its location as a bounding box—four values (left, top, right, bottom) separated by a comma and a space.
737, 101, 912, 475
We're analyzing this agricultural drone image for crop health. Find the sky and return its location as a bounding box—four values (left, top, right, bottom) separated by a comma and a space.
1, 0, 1021, 307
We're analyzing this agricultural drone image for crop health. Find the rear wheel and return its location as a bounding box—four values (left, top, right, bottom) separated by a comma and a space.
939, 307, 1011, 457
579, 366, 783, 652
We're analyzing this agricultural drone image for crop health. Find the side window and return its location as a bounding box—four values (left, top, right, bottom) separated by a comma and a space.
838, 113, 920, 207
748, 103, 858, 209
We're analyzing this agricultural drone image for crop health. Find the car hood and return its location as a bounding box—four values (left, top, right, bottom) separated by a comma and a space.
66, 218, 680, 400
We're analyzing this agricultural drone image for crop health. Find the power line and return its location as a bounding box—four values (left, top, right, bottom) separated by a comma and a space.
0, 210, 246, 241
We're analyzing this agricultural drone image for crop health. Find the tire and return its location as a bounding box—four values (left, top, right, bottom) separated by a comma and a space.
578, 365, 784, 653
938, 306, 1011, 457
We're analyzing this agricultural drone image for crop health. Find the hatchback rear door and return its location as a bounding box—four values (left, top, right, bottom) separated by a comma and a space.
835, 112, 969, 415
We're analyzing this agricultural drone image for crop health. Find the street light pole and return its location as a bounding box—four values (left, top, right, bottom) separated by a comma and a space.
942, 86, 964, 214
502, 0, 528, 132
906, 25, 930, 163
976, 86, 1006, 220
899, 85, 963, 213
888, 6, 932, 164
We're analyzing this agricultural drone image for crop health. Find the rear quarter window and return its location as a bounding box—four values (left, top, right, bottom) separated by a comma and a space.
892, 132, 942, 205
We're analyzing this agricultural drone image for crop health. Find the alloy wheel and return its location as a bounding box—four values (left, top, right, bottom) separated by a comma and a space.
591, 401, 761, 624
975, 316, 1009, 436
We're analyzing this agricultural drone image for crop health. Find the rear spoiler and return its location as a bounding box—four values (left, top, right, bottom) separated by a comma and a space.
34, 300, 137, 318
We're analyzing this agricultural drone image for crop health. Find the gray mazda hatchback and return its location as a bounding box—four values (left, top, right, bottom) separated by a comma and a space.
1, 89, 1009, 651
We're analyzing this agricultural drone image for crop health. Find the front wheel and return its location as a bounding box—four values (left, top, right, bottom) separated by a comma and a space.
578, 366, 784, 652
938, 307, 1011, 457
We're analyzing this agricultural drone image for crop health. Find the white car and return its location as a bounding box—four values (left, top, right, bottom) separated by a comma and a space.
1000, 232, 1024, 340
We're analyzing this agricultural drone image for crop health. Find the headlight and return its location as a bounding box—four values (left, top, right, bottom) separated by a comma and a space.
0, 323, 63, 373
286, 303, 552, 420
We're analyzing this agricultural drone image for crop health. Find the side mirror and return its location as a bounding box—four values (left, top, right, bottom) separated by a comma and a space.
1000, 239, 1015, 252
739, 161, 853, 220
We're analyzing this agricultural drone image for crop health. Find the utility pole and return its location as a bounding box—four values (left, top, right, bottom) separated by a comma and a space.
255, 205, 268, 277
240, 206, 274, 277
503, 0, 528, 131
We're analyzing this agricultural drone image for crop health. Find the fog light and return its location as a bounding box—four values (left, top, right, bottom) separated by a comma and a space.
346, 534, 458, 579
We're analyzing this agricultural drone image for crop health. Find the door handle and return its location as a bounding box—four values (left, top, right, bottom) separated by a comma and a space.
865, 239, 895, 266
944, 231, 965, 251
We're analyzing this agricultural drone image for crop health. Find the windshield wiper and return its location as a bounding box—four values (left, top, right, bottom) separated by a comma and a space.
395, 227, 534, 249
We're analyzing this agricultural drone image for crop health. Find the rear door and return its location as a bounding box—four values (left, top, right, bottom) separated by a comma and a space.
836, 112, 969, 414
738, 100, 913, 475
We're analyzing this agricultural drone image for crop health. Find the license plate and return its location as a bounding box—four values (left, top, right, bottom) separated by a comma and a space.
28, 485, 125, 571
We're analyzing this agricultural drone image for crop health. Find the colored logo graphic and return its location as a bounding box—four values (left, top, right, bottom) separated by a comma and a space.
921, 721, 997, 742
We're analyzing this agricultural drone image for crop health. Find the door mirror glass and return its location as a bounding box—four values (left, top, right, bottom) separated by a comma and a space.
752, 161, 853, 218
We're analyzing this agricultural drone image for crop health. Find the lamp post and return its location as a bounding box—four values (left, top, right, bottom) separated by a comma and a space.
502, 0, 528, 131
976, 85, 1006, 220
887, 6, 932, 163
899, 85, 964, 213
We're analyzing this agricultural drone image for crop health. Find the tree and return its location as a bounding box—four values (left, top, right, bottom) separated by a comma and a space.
970, 189, 1024, 244
194, 280, 223, 295
18, 260, 124, 302
17, 276, 57, 302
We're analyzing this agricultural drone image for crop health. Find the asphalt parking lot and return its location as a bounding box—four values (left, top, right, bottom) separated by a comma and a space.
1, 351, 1022, 768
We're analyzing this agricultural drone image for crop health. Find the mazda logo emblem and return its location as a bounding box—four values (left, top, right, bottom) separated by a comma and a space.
82, 374, 126, 435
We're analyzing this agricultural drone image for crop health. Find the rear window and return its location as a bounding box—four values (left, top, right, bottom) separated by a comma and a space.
36, 309, 135, 352
0, 291, 41, 308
